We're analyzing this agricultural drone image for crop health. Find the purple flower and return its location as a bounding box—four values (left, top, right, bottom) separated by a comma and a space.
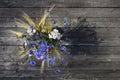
28, 43, 33, 47
49, 60, 54, 65
43, 56, 48, 61
37, 41, 48, 54
50, 56, 56, 61
30, 25, 34, 29
64, 22, 69, 27
41, 41, 47, 47
35, 35, 41, 39
48, 44, 53, 48
29, 50, 34, 55
55, 69, 61, 74
30, 60, 36, 66
47, 44, 53, 53
61, 46, 67, 52
36, 53, 41, 60
37, 49, 46, 55
28, 42, 38, 48
32, 43, 38, 46
26, 40, 31, 43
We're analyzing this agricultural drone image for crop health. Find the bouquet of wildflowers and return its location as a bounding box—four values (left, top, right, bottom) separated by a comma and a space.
11, 5, 77, 73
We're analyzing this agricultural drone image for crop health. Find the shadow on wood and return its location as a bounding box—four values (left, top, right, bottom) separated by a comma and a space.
64, 17, 100, 55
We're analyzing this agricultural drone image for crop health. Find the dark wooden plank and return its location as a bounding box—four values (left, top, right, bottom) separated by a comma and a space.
1, 46, 120, 55
1, 18, 120, 28
0, 8, 120, 18
0, 78, 76, 80
0, 0, 120, 8
0, 55, 120, 78
1, 51, 120, 62
1, 17, 120, 22
1, 61, 120, 71
0, 78, 116, 80
1, 63, 120, 78
1, 71, 120, 79
0, 1, 120, 79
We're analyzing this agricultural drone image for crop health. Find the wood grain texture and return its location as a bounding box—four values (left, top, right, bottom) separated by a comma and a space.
0, 0, 120, 80
0, 8, 120, 18
1, 18, 120, 28
0, 0, 120, 8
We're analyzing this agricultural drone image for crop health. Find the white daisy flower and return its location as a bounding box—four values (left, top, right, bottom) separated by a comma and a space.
32, 29, 36, 33
27, 29, 36, 36
53, 29, 59, 33
48, 29, 62, 40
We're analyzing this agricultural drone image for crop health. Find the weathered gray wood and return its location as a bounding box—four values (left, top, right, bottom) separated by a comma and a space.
0, 8, 120, 18
1, 61, 120, 72
1, 67, 120, 78
0, 0, 120, 8
1, 17, 120, 22
1, 19, 120, 28
0, 78, 120, 80
1, 51, 120, 62
0, 0, 120, 79
1, 46, 120, 55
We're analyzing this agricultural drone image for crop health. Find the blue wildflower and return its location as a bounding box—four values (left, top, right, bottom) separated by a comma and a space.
36, 53, 41, 60
64, 22, 69, 27
61, 46, 67, 52
37, 41, 48, 54
50, 56, 56, 61
42, 48, 47, 54
33, 42, 38, 46
26, 40, 31, 43
49, 60, 54, 65
55, 69, 61, 74
30, 25, 34, 29
29, 50, 34, 55
48, 44, 53, 48
30, 60, 36, 66
43, 56, 48, 61
37, 49, 46, 55
35, 35, 41, 39
28, 43, 37, 47
46, 44, 53, 53
41, 41, 47, 47
28, 43, 33, 47
37, 50, 42, 54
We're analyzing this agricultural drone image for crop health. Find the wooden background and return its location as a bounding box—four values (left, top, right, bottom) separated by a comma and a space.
0, 0, 120, 80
